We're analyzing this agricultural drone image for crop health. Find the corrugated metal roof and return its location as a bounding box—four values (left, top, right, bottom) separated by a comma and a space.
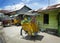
37, 4, 60, 12
0, 10, 10, 13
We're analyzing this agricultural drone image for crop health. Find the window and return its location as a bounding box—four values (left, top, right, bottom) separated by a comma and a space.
44, 14, 49, 24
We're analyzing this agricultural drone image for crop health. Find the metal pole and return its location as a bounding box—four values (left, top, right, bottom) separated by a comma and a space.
48, 0, 50, 6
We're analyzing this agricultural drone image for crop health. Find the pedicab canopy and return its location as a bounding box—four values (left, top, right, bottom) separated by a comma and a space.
21, 11, 39, 25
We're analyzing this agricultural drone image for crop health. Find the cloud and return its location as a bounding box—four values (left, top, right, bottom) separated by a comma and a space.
56, 0, 60, 3
50, 0, 60, 5
0, 8, 2, 10
3, 3, 25, 11
26, 2, 48, 10
3, 2, 44, 10
31, 3, 39, 6
21, 0, 31, 3
4, 0, 60, 11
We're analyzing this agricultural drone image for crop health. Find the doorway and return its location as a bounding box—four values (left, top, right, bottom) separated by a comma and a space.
57, 13, 60, 36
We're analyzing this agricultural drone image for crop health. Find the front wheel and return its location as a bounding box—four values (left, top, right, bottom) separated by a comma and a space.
20, 28, 27, 37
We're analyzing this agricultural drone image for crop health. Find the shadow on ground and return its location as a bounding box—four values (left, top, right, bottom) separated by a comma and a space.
45, 29, 60, 37
0, 34, 6, 43
0, 37, 3, 43
22, 35, 44, 41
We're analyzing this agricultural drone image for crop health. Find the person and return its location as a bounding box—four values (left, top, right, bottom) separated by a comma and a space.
20, 15, 29, 35
20, 15, 24, 35
21, 17, 28, 25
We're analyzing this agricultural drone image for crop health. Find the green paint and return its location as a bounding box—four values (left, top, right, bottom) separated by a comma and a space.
58, 14, 60, 36
58, 26, 60, 36
36, 9, 60, 36
36, 10, 58, 29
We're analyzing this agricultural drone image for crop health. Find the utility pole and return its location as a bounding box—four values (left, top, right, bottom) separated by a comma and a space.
48, 0, 50, 6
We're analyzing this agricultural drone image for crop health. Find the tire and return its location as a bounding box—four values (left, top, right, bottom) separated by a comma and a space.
20, 29, 22, 35
20, 28, 27, 37
15, 23, 20, 26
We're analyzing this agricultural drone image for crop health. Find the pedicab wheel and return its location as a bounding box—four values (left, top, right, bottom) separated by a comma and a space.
20, 28, 27, 38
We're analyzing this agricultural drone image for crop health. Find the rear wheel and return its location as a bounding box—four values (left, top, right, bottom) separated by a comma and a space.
15, 23, 21, 26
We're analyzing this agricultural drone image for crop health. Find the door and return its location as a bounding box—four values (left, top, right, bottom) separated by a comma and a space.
58, 14, 60, 36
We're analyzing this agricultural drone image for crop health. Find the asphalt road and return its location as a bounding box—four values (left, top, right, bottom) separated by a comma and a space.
2, 26, 60, 43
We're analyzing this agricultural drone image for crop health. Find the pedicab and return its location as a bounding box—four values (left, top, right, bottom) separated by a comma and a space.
13, 17, 21, 25
20, 13, 40, 36
10, 14, 21, 26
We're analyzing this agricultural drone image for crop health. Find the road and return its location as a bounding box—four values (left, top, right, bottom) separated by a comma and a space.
2, 26, 60, 43
0, 26, 6, 43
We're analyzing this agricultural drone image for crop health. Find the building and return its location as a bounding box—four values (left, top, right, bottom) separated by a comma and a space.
37, 4, 60, 36
0, 4, 32, 16
8, 5, 32, 16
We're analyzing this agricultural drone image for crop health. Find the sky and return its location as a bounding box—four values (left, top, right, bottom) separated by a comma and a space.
0, 0, 60, 10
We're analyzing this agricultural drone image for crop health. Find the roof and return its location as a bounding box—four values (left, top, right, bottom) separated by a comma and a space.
28, 10, 37, 13
8, 5, 32, 14
37, 4, 60, 12
3, 3, 25, 12
10, 4, 25, 12
0, 5, 32, 14
0, 10, 10, 13
46, 4, 60, 10
24, 10, 39, 16
6, 4, 32, 12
